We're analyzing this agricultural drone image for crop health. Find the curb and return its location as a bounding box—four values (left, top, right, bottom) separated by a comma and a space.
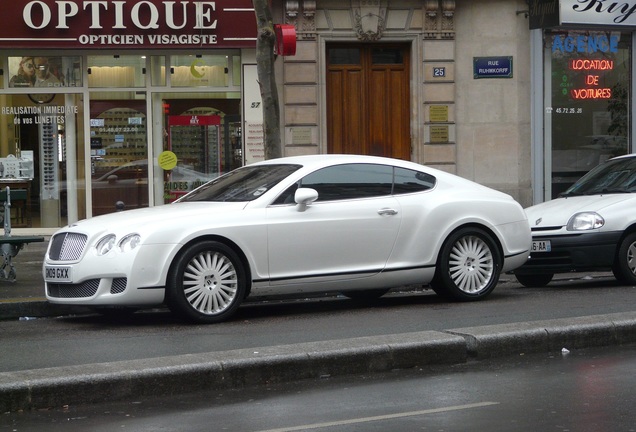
2, 311, 636, 412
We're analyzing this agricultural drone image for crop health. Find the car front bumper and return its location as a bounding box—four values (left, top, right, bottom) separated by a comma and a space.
44, 242, 176, 306
514, 230, 622, 275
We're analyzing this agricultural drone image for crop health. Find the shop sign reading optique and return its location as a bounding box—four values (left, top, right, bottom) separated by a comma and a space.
0, 0, 257, 49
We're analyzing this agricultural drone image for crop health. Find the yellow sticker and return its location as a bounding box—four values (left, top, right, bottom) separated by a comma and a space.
158, 151, 178, 170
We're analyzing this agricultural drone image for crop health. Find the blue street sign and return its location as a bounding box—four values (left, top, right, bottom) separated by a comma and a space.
473, 56, 513, 79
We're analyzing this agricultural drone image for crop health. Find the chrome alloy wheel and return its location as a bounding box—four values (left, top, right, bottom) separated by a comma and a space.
448, 235, 494, 294
183, 250, 238, 315
627, 240, 636, 276
431, 227, 501, 301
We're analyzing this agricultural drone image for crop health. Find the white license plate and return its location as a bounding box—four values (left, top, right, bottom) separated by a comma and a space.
44, 266, 72, 282
532, 240, 551, 253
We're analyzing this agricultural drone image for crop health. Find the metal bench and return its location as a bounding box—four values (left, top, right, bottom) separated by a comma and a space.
0, 186, 44, 281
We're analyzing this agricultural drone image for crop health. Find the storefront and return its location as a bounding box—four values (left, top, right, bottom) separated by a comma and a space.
530, 0, 635, 201
0, 1, 259, 229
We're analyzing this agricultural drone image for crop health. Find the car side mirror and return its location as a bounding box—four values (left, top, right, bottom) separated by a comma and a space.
294, 188, 318, 212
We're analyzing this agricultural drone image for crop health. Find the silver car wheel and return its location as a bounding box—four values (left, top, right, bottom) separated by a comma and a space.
627, 241, 636, 275
183, 250, 239, 315
167, 240, 247, 324
612, 233, 636, 285
431, 227, 501, 302
448, 235, 494, 294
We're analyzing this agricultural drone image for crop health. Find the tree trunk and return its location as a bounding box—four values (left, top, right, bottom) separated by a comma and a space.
252, 0, 282, 160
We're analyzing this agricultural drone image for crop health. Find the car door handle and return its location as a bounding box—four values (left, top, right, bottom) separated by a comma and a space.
378, 208, 398, 216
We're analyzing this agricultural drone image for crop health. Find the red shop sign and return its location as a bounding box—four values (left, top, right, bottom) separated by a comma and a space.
0, 0, 257, 50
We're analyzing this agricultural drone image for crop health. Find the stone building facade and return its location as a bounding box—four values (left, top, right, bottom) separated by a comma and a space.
274, 0, 533, 206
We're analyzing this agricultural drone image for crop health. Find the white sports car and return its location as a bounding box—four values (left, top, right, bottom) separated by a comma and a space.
44, 155, 531, 323
514, 154, 636, 287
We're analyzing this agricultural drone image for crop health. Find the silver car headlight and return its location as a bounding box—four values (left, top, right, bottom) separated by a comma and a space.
567, 212, 604, 231
95, 234, 116, 256
119, 234, 141, 252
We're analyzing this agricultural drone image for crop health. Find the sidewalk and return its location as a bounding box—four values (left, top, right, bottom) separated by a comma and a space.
0, 237, 92, 320
1, 239, 635, 413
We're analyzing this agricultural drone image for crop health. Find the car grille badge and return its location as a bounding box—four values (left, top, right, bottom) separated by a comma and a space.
535, 217, 542, 226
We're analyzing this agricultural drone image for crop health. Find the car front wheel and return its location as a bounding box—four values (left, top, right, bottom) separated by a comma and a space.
612, 232, 636, 285
166, 241, 247, 324
431, 227, 501, 301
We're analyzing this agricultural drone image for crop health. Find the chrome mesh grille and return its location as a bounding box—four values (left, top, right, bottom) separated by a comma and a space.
47, 279, 100, 298
111, 278, 128, 294
49, 233, 88, 261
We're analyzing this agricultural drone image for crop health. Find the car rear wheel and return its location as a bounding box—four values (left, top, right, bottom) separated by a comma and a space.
430, 227, 501, 301
166, 241, 247, 324
612, 232, 636, 285
514, 273, 553, 287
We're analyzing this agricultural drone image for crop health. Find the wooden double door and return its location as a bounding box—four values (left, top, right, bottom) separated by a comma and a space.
326, 44, 411, 160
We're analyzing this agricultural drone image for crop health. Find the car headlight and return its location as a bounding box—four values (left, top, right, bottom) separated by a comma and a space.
95, 234, 116, 256
567, 212, 605, 231
119, 234, 141, 252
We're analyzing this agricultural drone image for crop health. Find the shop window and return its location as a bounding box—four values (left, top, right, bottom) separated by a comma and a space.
8, 56, 82, 88
89, 100, 147, 215
1, 92, 85, 228
154, 94, 241, 204
150, 56, 166, 87
547, 30, 631, 198
170, 54, 230, 87
232, 56, 242, 87
88, 55, 146, 88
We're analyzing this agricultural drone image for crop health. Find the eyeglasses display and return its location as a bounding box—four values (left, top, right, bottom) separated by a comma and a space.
88, 106, 149, 215
90, 107, 147, 176
40, 120, 59, 200
168, 113, 220, 178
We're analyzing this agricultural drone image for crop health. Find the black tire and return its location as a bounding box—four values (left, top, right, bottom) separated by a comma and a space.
612, 232, 636, 285
166, 241, 247, 324
341, 288, 390, 301
430, 227, 501, 301
514, 273, 553, 288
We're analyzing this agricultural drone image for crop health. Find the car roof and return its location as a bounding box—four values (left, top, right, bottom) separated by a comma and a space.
250, 154, 427, 171
609, 153, 636, 161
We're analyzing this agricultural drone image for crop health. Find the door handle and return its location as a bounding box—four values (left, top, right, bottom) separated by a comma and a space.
378, 208, 398, 216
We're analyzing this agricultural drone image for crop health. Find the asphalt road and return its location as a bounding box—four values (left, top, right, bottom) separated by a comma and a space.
5, 344, 636, 431
1, 273, 635, 372
1, 241, 636, 413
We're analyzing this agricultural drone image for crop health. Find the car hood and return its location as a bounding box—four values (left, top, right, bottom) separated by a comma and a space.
65, 202, 249, 233
525, 194, 634, 227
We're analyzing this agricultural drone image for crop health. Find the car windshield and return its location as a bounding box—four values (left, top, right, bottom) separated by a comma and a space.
178, 164, 301, 202
562, 157, 636, 196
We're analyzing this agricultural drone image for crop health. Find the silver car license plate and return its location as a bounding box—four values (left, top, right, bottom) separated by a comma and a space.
44, 266, 72, 282
532, 240, 551, 252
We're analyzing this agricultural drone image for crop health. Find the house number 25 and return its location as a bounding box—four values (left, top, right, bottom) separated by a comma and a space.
433, 67, 446, 77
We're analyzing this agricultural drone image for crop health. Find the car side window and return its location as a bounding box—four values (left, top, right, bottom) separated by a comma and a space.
300, 164, 393, 201
272, 182, 300, 205
392, 167, 436, 194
